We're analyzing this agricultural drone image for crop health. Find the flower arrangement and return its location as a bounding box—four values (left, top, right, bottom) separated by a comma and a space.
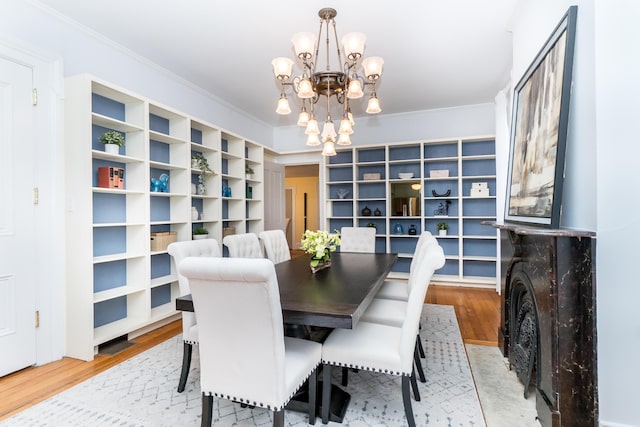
301, 229, 341, 269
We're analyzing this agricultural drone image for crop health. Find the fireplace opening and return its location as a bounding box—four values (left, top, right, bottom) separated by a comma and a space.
509, 273, 539, 398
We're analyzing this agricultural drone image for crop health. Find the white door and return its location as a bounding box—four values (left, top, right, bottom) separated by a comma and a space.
0, 57, 36, 376
263, 161, 285, 231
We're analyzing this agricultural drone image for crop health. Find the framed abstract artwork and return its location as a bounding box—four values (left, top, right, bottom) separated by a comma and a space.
505, 6, 577, 228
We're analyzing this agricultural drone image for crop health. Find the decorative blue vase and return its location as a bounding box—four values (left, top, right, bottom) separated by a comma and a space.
393, 223, 404, 234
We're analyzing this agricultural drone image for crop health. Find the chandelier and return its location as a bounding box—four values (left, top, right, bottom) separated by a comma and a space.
271, 7, 384, 156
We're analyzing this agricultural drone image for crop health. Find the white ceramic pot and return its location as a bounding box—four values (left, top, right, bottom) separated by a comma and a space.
191, 207, 199, 221
439, 230, 447, 236
104, 144, 120, 155
193, 234, 208, 240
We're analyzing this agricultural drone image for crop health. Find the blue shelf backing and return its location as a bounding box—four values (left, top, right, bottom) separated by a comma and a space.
438, 259, 459, 276
150, 196, 171, 222
425, 143, 457, 159
462, 139, 495, 156
151, 284, 172, 308
332, 201, 353, 217
389, 145, 420, 161
329, 150, 352, 164
357, 182, 385, 199
94, 296, 127, 328
93, 259, 127, 293
357, 148, 385, 163
150, 139, 170, 164
93, 193, 126, 224
191, 128, 203, 144
328, 167, 352, 182
391, 257, 412, 273
92, 93, 125, 121
93, 226, 126, 257
463, 260, 496, 278
151, 253, 171, 279
149, 113, 170, 134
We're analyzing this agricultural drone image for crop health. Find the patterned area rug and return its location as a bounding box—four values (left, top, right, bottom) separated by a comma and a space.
4, 304, 485, 426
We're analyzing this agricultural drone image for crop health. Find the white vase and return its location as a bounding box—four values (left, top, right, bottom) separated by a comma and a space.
191, 207, 199, 221
104, 144, 119, 155
191, 183, 197, 194
193, 234, 207, 240
439, 230, 447, 236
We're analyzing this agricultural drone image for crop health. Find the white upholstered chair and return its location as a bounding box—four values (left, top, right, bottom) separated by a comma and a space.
178, 257, 322, 427
320, 240, 444, 427
167, 239, 222, 393
375, 231, 436, 302
339, 226, 376, 253
222, 232, 264, 258
360, 241, 445, 383
259, 229, 291, 264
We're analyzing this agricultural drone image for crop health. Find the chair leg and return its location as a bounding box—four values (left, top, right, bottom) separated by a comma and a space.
322, 365, 332, 424
201, 393, 213, 427
273, 410, 284, 427
402, 377, 417, 427
178, 342, 193, 393
413, 345, 426, 383
308, 368, 317, 425
410, 368, 421, 402
417, 333, 426, 358
341, 366, 348, 386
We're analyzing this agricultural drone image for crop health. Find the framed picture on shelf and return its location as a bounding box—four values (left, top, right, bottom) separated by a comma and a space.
505, 6, 577, 228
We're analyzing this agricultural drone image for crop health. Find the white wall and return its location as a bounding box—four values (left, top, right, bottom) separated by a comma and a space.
513, 1, 640, 425
0, 0, 273, 147
273, 103, 496, 152
593, 1, 640, 425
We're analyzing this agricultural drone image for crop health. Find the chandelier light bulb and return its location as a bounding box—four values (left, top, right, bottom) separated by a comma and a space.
322, 140, 337, 156
291, 32, 316, 59
338, 117, 353, 135
276, 95, 291, 115
341, 32, 366, 61
306, 133, 321, 146
297, 78, 314, 99
297, 108, 310, 126
362, 56, 384, 80
366, 93, 381, 114
321, 119, 337, 143
337, 133, 352, 146
346, 79, 364, 99
305, 117, 320, 135
271, 57, 294, 80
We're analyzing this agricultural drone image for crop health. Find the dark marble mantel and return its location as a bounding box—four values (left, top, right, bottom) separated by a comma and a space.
487, 222, 598, 427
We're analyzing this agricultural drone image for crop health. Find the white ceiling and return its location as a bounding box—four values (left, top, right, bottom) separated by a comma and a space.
37, 0, 518, 127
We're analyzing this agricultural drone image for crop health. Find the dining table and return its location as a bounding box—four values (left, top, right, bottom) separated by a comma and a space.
175, 251, 398, 329
174, 251, 398, 422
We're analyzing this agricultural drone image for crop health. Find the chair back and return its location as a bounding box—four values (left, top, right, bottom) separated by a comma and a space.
340, 226, 376, 253
259, 229, 291, 264
223, 233, 264, 258
179, 257, 288, 408
167, 239, 221, 296
399, 242, 445, 373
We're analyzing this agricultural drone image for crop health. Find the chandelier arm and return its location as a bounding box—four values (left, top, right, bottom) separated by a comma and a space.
332, 19, 345, 71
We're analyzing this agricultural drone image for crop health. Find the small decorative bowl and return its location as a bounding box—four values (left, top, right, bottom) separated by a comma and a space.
398, 172, 414, 179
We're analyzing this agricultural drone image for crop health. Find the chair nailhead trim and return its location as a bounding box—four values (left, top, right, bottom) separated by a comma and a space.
183, 339, 198, 345
203, 362, 320, 411
321, 360, 411, 377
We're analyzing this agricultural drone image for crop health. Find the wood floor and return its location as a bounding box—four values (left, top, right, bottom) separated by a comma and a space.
0, 285, 500, 421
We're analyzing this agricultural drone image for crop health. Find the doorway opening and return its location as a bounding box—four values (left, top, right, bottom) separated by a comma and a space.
284, 164, 320, 250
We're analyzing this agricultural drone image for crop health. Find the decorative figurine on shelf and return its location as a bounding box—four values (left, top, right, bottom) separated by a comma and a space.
367, 223, 377, 229
433, 199, 451, 216
150, 173, 169, 192
393, 223, 404, 234
361, 206, 371, 216
336, 189, 350, 199
408, 224, 417, 235
374, 208, 382, 216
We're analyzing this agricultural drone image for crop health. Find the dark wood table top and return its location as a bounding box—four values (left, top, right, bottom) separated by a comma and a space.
175, 252, 397, 329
